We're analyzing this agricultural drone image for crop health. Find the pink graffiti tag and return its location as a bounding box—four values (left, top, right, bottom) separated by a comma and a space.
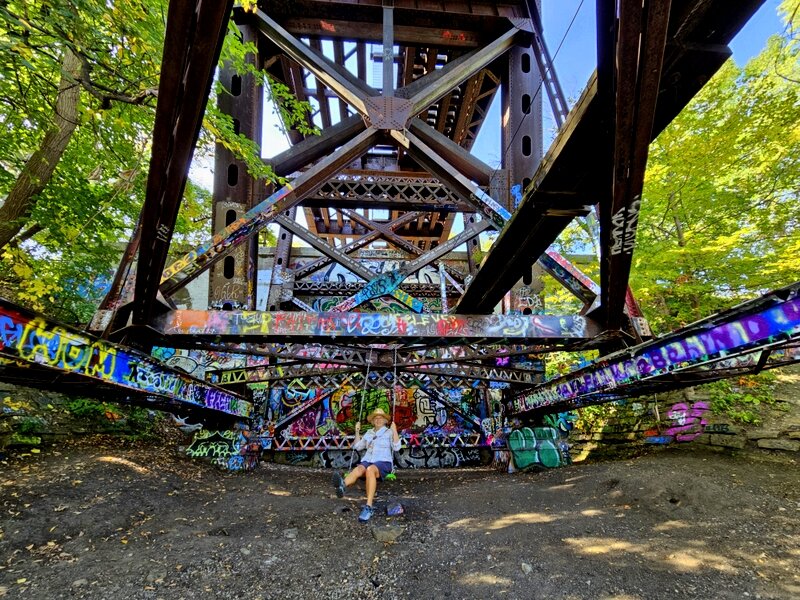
663, 401, 709, 442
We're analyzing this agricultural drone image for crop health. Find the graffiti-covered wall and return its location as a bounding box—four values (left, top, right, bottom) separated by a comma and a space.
266, 386, 486, 440
569, 374, 800, 460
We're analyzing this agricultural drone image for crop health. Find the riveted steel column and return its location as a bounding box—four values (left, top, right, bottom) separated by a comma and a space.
209, 24, 263, 311
502, 0, 544, 307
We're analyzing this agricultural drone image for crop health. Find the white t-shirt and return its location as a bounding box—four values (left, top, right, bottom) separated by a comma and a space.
354, 426, 402, 463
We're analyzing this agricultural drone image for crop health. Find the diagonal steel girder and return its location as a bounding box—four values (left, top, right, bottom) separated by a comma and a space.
0, 298, 250, 418
540, 250, 600, 307
131, 0, 233, 326
252, 9, 375, 116
399, 26, 528, 115
457, 0, 766, 316
273, 213, 376, 281
159, 127, 380, 295
291, 211, 422, 280
274, 212, 428, 312
513, 282, 800, 413
154, 309, 599, 345
391, 129, 511, 229
266, 115, 366, 177
599, 0, 672, 329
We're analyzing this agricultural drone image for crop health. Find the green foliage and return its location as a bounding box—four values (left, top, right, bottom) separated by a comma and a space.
629, 3, 800, 332
65, 397, 109, 420
0, 2, 313, 321
707, 371, 778, 425
17, 417, 45, 435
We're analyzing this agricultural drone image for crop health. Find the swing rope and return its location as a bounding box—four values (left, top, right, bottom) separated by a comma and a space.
385, 347, 400, 481
349, 349, 372, 470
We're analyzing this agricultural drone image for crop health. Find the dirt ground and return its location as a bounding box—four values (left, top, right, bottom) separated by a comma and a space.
0, 440, 798, 600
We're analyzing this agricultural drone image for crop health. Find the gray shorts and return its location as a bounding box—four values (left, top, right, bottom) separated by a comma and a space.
359, 461, 393, 479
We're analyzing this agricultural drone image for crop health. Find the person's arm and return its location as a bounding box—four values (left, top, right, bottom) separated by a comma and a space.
352, 423, 368, 450
390, 422, 402, 451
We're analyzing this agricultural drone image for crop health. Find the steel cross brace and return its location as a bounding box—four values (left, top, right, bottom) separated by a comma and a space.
326, 218, 492, 312
341, 209, 466, 283
0, 299, 250, 418
207, 359, 541, 387
513, 282, 800, 413
291, 211, 422, 280
159, 127, 380, 295
292, 281, 460, 298
392, 126, 601, 308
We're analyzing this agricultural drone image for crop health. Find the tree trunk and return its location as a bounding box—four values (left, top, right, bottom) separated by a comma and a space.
0, 49, 81, 250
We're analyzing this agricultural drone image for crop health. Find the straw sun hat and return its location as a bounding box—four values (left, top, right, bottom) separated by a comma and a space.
366, 407, 391, 424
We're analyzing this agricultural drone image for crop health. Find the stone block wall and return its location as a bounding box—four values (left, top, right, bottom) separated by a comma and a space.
569, 367, 800, 461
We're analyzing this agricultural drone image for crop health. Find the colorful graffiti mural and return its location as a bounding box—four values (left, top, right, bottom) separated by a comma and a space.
267, 386, 484, 440
645, 401, 709, 444
186, 427, 266, 471
156, 310, 592, 341
0, 303, 250, 417
515, 296, 800, 411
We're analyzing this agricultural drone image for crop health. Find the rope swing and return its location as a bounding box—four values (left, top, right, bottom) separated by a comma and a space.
349, 349, 372, 470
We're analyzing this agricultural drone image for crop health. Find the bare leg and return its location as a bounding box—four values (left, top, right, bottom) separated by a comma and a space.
344, 465, 366, 487
365, 465, 380, 507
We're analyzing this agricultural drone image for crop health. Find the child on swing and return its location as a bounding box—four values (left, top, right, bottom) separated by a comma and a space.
332, 408, 401, 522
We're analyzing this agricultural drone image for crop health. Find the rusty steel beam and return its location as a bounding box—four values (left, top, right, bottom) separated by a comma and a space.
600, 0, 672, 330
131, 0, 233, 326
390, 129, 510, 229
402, 26, 527, 114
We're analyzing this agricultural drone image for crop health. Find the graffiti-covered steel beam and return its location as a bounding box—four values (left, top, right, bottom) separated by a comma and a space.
257, 369, 513, 391
540, 250, 599, 306
0, 299, 250, 418
513, 283, 800, 413
160, 127, 380, 295
155, 310, 599, 345
392, 344, 550, 367
207, 363, 357, 385
131, 0, 232, 326
404, 363, 543, 385
207, 360, 541, 387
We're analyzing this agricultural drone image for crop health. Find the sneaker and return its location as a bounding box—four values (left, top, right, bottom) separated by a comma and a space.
358, 505, 375, 522
332, 471, 345, 498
